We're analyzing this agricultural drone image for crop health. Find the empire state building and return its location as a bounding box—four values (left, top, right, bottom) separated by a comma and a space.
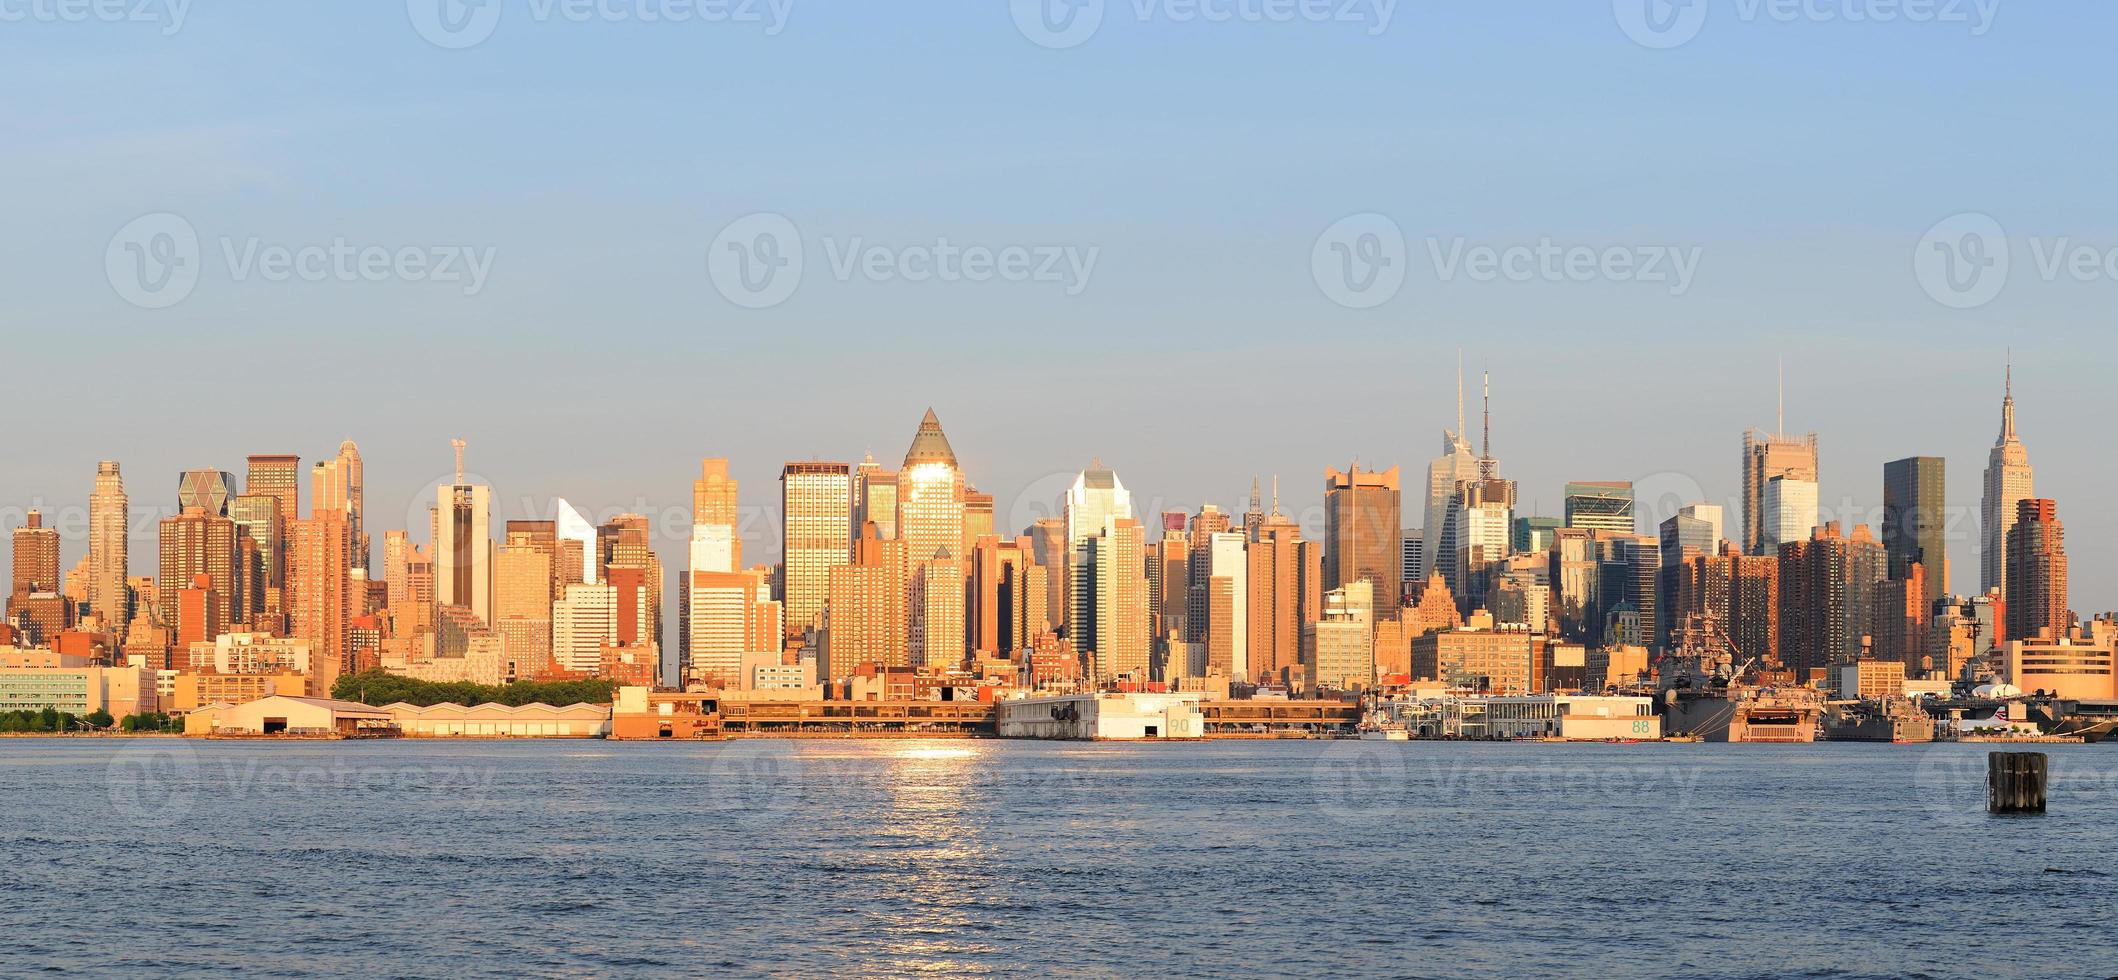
1980, 361, 2035, 599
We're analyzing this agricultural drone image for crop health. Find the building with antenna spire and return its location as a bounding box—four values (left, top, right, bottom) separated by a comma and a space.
1437, 371, 1517, 609
1741, 367, 1819, 556
1982, 354, 2035, 601
1421, 354, 1480, 583
433, 439, 493, 625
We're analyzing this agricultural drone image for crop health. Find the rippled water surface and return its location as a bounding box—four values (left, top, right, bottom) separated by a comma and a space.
4, 738, 2115, 978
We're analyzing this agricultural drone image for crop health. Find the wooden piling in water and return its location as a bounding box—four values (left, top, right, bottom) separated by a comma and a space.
1988, 752, 2048, 814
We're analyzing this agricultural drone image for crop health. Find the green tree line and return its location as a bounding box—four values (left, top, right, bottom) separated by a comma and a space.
0, 709, 173, 733
331, 669, 619, 708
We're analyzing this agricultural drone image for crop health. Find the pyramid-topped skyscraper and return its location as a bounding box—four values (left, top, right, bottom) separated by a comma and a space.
895, 409, 968, 670
903, 408, 958, 469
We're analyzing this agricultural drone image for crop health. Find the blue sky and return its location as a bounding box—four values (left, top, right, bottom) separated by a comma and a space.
2, 1, 2113, 609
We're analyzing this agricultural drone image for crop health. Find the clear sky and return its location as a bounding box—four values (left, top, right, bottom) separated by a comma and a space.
3, 2, 2113, 611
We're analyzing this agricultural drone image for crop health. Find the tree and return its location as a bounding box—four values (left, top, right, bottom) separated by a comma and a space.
331, 668, 619, 708
86, 710, 115, 729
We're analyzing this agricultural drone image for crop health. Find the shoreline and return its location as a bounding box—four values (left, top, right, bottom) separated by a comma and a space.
0, 731, 2101, 746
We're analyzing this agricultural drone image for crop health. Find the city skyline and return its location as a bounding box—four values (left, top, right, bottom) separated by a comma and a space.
1, 357, 2105, 616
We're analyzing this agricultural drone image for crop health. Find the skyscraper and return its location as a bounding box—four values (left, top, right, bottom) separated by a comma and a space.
1669, 542, 1779, 665
433, 441, 493, 624
896, 409, 966, 667
494, 538, 555, 678
11, 510, 61, 598
228, 493, 283, 622
895, 408, 966, 575
1658, 504, 1724, 647
1658, 505, 1723, 569
177, 470, 235, 516
685, 568, 779, 689
1761, 476, 1818, 556
554, 498, 598, 586
1248, 501, 1322, 685
1084, 517, 1149, 685
963, 489, 994, 559
312, 441, 368, 573
1183, 504, 1234, 648
1777, 522, 1887, 676
910, 552, 967, 671
1882, 456, 1947, 607
1741, 382, 1819, 556
88, 461, 128, 632
596, 515, 663, 658
1065, 463, 1135, 654
1324, 464, 1402, 611
779, 460, 851, 638
970, 535, 1045, 656
244, 454, 302, 531
287, 509, 352, 695
823, 522, 906, 678
552, 582, 618, 675
1201, 530, 1248, 679
2004, 498, 2068, 643
1510, 516, 1561, 556
852, 452, 898, 544
1445, 478, 1514, 610
1029, 517, 1068, 635
1563, 482, 1635, 534
1981, 362, 2035, 599
159, 507, 239, 639
1422, 362, 1481, 592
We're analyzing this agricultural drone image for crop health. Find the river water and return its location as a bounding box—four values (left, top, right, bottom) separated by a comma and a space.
3, 738, 2114, 978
